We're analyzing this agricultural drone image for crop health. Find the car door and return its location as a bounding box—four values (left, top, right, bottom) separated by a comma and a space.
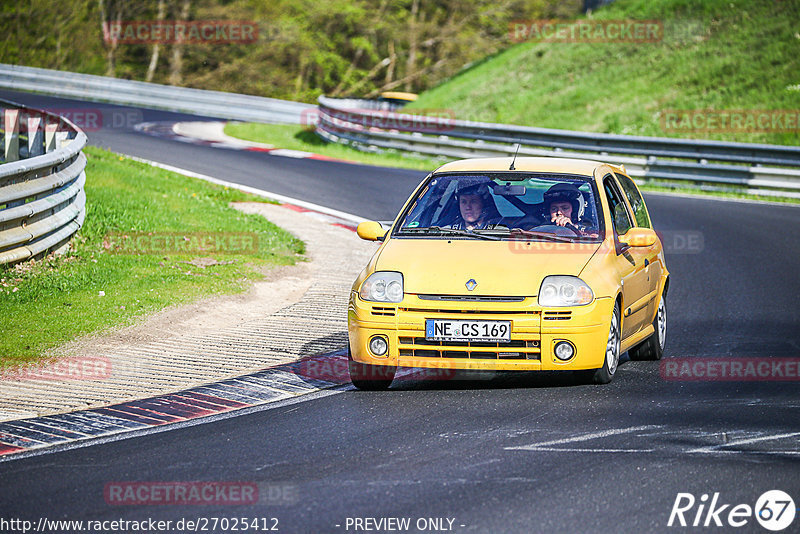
614, 171, 662, 322
601, 174, 650, 339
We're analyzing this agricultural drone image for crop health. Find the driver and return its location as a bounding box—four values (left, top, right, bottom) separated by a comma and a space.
446, 180, 503, 231
542, 183, 593, 234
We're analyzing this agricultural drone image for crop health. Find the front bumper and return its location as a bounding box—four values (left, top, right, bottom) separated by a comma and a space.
348, 293, 614, 371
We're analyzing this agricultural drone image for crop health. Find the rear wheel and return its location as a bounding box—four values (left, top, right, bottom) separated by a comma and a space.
348, 346, 396, 390
629, 294, 667, 361
578, 302, 620, 385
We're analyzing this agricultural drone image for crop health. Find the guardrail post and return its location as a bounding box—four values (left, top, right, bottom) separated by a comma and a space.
27, 113, 44, 157
56, 131, 69, 150
3, 108, 20, 162
44, 118, 58, 153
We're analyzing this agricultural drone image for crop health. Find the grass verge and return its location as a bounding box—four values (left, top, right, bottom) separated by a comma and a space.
0, 146, 305, 368
407, 0, 800, 146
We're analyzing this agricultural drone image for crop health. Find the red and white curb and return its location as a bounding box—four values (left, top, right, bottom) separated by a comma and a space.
0, 350, 350, 458
0, 349, 458, 458
134, 120, 354, 163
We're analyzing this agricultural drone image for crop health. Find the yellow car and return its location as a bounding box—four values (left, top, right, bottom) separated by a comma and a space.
348, 157, 669, 389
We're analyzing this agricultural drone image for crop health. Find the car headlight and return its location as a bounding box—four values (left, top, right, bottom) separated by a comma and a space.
360, 272, 404, 303
538, 276, 594, 307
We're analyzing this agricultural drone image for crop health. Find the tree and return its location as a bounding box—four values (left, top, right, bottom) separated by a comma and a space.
145, 0, 166, 82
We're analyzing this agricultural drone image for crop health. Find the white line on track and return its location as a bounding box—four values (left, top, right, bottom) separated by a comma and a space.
505, 425, 662, 451
688, 450, 800, 456
686, 431, 800, 453
519, 447, 655, 453
127, 155, 368, 225
506, 426, 800, 456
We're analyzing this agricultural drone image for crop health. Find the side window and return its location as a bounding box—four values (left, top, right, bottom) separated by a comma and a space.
603, 176, 632, 236
615, 172, 651, 228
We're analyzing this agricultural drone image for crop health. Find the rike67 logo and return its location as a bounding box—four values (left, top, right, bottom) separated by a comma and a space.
668, 490, 796, 531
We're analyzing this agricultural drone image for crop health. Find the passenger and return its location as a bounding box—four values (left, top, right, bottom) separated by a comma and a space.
446, 181, 503, 231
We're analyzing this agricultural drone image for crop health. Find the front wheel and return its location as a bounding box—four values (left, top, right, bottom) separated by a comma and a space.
348, 346, 396, 390
578, 302, 620, 385
629, 293, 667, 361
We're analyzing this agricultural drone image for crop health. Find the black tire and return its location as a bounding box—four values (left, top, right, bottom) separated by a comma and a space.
629, 293, 667, 361
348, 346, 396, 390
578, 302, 620, 385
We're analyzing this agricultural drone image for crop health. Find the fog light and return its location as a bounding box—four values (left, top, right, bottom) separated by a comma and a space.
554, 341, 575, 361
369, 336, 388, 356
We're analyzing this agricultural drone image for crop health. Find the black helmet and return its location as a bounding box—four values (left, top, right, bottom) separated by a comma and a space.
543, 182, 583, 219
455, 176, 493, 200
452, 175, 501, 222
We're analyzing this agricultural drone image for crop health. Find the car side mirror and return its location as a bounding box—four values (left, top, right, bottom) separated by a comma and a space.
357, 221, 387, 242
620, 227, 657, 248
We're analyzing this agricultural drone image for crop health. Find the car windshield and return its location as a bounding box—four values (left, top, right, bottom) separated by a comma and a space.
395, 172, 603, 241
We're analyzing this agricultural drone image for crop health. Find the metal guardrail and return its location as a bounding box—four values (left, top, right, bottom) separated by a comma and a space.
0, 63, 314, 124
0, 98, 87, 265
1, 65, 797, 201
317, 96, 800, 199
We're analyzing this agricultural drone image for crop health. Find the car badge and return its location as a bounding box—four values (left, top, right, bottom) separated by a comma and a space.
466, 279, 477, 291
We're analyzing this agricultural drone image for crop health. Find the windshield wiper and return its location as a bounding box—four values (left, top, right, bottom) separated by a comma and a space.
507, 228, 575, 243
398, 226, 500, 241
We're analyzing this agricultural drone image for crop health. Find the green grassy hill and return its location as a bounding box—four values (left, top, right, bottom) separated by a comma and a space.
407, 0, 800, 145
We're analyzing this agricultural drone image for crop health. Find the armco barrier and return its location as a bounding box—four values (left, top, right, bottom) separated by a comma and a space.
0, 98, 87, 265
0, 63, 313, 124
316, 96, 800, 199
1, 64, 797, 199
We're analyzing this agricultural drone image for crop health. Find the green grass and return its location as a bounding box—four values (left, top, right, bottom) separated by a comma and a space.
224, 122, 448, 171
407, 0, 800, 146
0, 146, 305, 368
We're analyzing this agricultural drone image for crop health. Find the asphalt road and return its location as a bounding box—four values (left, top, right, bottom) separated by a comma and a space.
1, 90, 799, 533
0, 90, 423, 221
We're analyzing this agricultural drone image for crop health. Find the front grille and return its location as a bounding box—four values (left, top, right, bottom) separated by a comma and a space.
417, 294, 526, 302
400, 307, 537, 315
399, 337, 535, 348
398, 348, 539, 360
543, 311, 572, 320
371, 306, 396, 317
398, 337, 540, 360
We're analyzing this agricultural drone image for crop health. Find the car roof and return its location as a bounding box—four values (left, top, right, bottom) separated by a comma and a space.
433, 156, 612, 177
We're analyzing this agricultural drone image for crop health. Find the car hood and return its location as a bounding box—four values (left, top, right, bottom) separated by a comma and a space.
375, 238, 601, 296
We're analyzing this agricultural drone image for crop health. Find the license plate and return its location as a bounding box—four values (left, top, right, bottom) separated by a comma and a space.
425, 319, 511, 342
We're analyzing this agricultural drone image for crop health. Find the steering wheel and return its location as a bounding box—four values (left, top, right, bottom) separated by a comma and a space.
530, 223, 583, 237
